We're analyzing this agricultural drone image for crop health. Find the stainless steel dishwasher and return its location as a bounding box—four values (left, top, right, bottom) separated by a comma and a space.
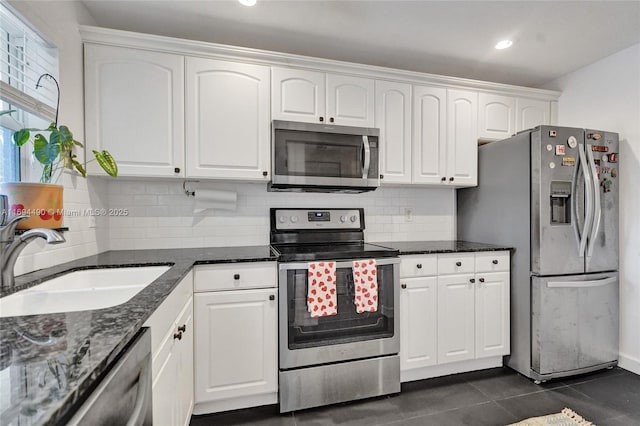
67, 328, 152, 425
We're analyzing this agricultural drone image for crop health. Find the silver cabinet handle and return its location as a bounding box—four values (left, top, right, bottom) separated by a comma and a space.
362, 135, 371, 179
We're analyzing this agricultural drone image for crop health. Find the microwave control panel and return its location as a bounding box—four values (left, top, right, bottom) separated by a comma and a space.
274, 209, 362, 230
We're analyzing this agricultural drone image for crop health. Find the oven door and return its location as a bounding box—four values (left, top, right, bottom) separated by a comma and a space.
271, 121, 379, 189
278, 257, 399, 370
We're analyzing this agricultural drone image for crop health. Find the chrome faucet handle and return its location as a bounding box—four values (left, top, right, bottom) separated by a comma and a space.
0, 214, 30, 242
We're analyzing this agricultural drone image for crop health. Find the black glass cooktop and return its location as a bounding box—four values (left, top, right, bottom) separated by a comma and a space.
271, 242, 398, 262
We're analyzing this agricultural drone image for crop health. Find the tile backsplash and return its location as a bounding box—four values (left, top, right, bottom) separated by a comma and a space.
104, 179, 456, 250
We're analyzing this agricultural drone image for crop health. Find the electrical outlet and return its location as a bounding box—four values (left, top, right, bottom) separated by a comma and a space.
404, 207, 414, 222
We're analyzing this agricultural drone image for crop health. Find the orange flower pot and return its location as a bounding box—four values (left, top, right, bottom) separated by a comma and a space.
0, 183, 63, 229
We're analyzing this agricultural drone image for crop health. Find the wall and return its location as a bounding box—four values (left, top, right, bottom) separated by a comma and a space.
105, 180, 455, 249
7, 1, 109, 276
544, 43, 640, 374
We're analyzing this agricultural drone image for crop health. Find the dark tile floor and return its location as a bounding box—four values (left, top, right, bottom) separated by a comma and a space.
190, 367, 640, 426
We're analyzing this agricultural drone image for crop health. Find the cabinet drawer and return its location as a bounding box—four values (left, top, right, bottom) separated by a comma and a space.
437, 253, 475, 275
400, 255, 437, 277
475, 251, 510, 273
194, 262, 277, 292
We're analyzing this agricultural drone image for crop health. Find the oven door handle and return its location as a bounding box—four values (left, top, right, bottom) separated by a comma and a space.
362, 135, 371, 179
279, 257, 400, 271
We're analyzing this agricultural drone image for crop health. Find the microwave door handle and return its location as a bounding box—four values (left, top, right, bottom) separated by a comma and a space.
362, 135, 371, 179
586, 145, 601, 257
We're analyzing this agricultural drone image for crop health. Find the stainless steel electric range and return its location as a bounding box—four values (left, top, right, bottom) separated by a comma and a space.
270, 208, 400, 413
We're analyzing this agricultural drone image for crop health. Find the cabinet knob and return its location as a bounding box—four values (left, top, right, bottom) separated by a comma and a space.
449, 177, 454, 182
174, 167, 180, 174
319, 116, 324, 122
416, 264, 422, 269
329, 117, 335, 123
178, 324, 186, 333
441, 177, 446, 182
456, 261, 462, 267
492, 259, 499, 265
173, 331, 183, 341
470, 278, 476, 283
269, 294, 275, 301
479, 278, 485, 283
380, 174, 384, 180
401, 283, 407, 289
262, 171, 268, 177
233, 274, 240, 280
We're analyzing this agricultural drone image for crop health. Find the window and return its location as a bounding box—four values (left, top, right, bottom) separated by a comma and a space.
0, 2, 58, 183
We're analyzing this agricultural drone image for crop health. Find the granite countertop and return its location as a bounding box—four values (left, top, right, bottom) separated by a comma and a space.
0, 246, 276, 426
375, 240, 513, 255
0, 240, 508, 425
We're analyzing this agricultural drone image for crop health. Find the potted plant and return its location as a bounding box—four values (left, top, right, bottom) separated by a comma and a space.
0, 74, 118, 229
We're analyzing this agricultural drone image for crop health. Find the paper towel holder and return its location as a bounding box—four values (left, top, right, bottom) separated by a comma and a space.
183, 180, 199, 197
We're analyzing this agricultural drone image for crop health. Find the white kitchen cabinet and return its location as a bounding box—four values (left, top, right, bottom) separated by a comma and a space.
186, 57, 271, 180
375, 80, 412, 184
271, 67, 374, 127
446, 89, 478, 186
400, 276, 438, 371
437, 273, 476, 364
516, 97, 550, 131
475, 271, 510, 358
271, 67, 325, 123
478, 93, 515, 141
84, 43, 185, 177
193, 262, 278, 414
412, 85, 447, 184
144, 271, 194, 426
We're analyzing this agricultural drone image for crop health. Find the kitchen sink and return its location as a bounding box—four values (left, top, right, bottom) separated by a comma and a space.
0, 265, 171, 317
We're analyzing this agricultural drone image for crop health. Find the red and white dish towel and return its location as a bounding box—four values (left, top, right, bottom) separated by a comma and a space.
307, 261, 337, 318
352, 259, 378, 313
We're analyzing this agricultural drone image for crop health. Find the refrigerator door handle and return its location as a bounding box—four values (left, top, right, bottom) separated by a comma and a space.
586, 145, 601, 258
571, 148, 583, 253
578, 144, 593, 257
547, 276, 617, 288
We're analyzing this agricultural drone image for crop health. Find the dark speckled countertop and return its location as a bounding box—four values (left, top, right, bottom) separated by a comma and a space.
0, 241, 508, 425
0, 246, 275, 426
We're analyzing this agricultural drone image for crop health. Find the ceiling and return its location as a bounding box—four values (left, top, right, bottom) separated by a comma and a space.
80, 0, 640, 88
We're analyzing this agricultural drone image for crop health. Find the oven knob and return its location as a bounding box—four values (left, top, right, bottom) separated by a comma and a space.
290, 216, 299, 223
340, 215, 347, 223
350, 215, 357, 223
279, 216, 287, 223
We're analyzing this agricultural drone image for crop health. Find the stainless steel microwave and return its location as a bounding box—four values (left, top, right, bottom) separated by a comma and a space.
269, 120, 380, 193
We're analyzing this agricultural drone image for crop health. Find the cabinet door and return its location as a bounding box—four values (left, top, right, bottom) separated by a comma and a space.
84, 44, 185, 177
194, 289, 278, 404
326, 73, 374, 127
272, 67, 325, 123
478, 93, 515, 141
151, 328, 178, 425
412, 85, 447, 184
447, 89, 478, 187
437, 274, 475, 363
516, 98, 550, 131
375, 80, 412, 184
185, 58, 270, 180
176, 298, 194, 426
400, 277, 438, 371
475, 271, 510, 358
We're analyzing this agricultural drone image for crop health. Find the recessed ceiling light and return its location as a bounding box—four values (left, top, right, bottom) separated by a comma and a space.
495, 40, 513, 50
239, 0, 256, 6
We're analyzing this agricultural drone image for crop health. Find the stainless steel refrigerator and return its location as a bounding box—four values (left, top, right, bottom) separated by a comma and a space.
458, 125, 619, 383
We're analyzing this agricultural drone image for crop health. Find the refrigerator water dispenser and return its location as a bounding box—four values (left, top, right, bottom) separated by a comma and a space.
550, 181, 572, 224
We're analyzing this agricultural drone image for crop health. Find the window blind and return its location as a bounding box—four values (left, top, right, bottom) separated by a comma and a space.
0, 2, 58, 121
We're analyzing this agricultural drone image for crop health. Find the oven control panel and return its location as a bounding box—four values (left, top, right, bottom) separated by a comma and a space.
273, 209, 363, 230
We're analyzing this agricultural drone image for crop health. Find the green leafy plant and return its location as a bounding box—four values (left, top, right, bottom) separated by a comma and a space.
1, 74, 117, 184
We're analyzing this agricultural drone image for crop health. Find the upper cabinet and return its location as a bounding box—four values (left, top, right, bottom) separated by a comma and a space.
272, 67, 374, 127
412, 86, 477, 187
516, 97, 551, 131
185, 58, 271, 181
478, 93, 515, 141
84, 44, 185, 177
375, 80, 412, 184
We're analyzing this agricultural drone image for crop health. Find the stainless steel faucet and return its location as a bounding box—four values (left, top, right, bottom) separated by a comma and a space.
0, 194, 65, 290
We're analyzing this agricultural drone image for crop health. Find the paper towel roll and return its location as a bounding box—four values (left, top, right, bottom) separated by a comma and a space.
193, 189, 237, 213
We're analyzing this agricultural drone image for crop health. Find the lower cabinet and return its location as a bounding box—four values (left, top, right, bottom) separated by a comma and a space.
400, 251, 510, 382
144, 271, 194, 426
192, 262, 278, 414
